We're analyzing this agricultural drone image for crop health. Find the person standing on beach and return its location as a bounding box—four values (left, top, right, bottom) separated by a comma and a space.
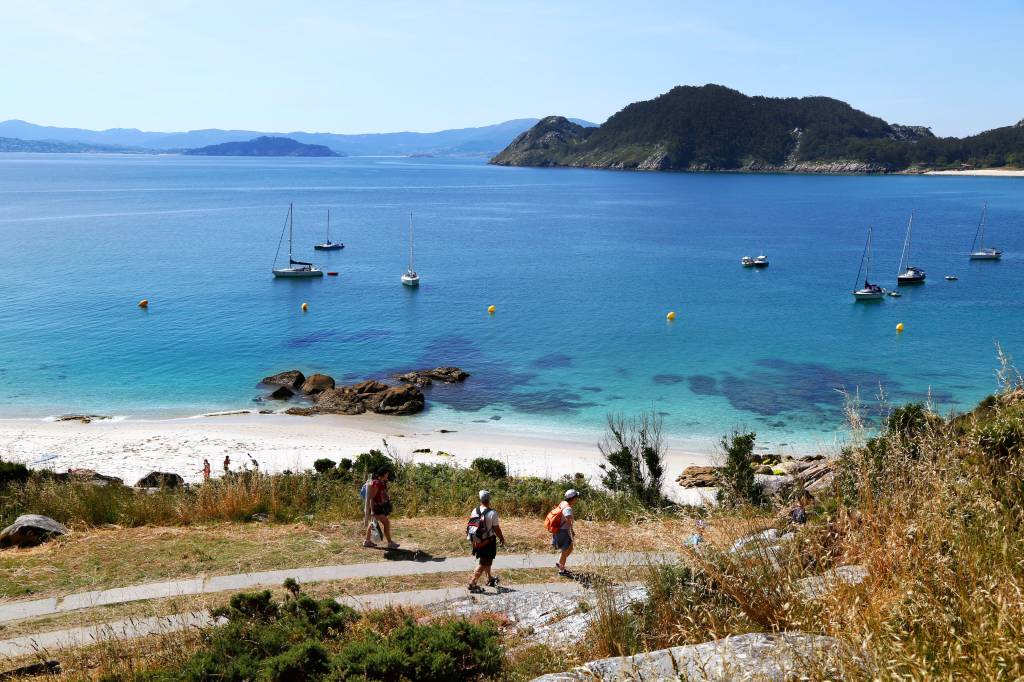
363, 467, 399, 549
222, 455, 230, 476
201, 459, 211, 481
546, 489, 579, 576
467, 490, 505, 593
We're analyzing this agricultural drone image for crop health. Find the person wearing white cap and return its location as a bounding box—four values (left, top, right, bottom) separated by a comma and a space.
545, 489, 579, 576
467, 490, 505, 593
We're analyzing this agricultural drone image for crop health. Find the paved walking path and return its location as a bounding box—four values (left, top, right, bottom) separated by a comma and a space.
0, 551, 670, 624
0, 581, 594, 659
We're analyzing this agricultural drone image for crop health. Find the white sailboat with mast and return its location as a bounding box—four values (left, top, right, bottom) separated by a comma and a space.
272, 204, 323, 278
969, 202, 1002, 260
313, 209, 344, 250
401, 211, 420, 287
896, 211, 926, 284
852, 226, 885, 300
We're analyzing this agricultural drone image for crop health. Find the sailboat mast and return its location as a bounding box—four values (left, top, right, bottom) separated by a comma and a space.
288, 203, 294, 262
854, 227, 871, 291
865, 227, 872, 282
408, 212, 415, 270
898, 212, 914, 274
327, 209, 330, 241
976, 202, 988, 251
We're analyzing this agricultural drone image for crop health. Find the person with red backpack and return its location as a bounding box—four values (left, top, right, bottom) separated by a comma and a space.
467, 490, 505, 593
545, 489, 579, 576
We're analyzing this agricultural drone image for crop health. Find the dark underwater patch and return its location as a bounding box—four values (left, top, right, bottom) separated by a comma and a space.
652, 374, 685, 385
687, 375, 718, 395
581, 386, 603, 393
531, 353, 574, 369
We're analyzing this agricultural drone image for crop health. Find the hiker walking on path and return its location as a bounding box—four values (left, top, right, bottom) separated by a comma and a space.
546, 489, 579, 576
363, 467, 399, 549
467, 490, 506, 593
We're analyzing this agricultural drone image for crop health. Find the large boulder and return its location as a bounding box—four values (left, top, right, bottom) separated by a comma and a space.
677, 465, 720, 488
261, 369, 305, 389
370, 385, 425, 415
285, 406, 316, 416
300, 373, 335, 395
395, 366, 470, 386
135, 471, 184, 489
315, 388, 367, 415
269, 385, 295, 400
0, 515, 69, 549
531, 632, 844, 681
800, 459, 837, 494
348, 380, 390, 396
756, 473, 795, 499
53, 469, 123, 486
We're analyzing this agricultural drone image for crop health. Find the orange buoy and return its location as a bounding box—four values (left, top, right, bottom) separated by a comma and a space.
301, 302, 309, 312
327, 272, 339, 276
138, 299, 149, 308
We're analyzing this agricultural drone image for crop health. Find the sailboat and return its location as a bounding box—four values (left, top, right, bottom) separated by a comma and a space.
969, 203, 1002, 260
852, 226, 885, 300
313, 209, 344, 250
272, 204, 323, 278
896, 212, 926, 284
400, 212, 420, 287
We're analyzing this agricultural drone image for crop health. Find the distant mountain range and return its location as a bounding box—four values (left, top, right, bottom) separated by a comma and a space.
0, 136, 149, 154
183, 136, 340, 157
491, 84, 1024, 172
0, 118, 597, 157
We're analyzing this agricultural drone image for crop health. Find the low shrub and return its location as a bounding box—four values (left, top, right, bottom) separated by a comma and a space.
470, 457, 507, 479
0, 459, 29, 489
313, 458, 337, 474
716, 431, 763, 507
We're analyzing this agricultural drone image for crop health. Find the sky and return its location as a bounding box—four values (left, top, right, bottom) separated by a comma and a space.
3, 0, 1022, 137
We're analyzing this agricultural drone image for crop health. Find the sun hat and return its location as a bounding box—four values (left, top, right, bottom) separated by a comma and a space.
564, 489, 579, 500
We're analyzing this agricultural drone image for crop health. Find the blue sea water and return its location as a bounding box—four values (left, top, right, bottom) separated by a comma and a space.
0, 154, 1021, 451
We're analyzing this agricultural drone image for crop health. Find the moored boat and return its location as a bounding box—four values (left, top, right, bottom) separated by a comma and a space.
896, 212, 926, 284
401, 211, 420, 287
853, 226, 885, 301
313, 209, 344, 251
273, 204, 323, 278
969, 203, 1002, 260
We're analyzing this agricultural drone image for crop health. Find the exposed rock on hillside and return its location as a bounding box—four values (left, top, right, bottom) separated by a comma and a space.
1, 515, 69, 549
490, 116, 594, 166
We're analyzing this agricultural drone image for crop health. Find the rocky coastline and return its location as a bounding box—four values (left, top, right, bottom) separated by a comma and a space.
259, 366, 470, 417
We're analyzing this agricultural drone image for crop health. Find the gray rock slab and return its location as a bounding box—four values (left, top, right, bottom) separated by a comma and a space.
532, 632, 844, 681
795, 565, 868, 600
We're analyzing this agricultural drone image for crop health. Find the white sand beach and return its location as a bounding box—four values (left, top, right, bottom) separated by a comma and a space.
0, 413, 717, 503
924, 168, 1024, 177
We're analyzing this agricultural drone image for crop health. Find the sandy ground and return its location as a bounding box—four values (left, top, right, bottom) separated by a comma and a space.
0, 413, 715, 503
923, 168, 1024, 177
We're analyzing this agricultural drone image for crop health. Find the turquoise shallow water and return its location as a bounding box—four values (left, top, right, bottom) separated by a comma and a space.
0, 154, 1021, 450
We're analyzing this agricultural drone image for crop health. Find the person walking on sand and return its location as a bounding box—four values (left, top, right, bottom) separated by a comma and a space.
467, 490, 505, 593
201, 459, 211, 481
546, 489, 579, 576
222, 455, 231, 476
363, 467, 399, 549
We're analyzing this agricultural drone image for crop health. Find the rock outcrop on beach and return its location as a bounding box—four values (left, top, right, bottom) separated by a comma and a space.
313, 382, 425, 416
394, 366, 470, 386
54, 468, 123, 486
300, 373, 335, 395
369, 384, 425, 415
261, 370, 306, 389
676, 466, 719, 487
314, 388, 368, 415
135, 472, 185, 489
0, 515, 69, 549
269, 386, 294, 400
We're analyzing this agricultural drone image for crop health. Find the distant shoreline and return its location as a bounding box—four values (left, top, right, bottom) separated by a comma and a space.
922, 168, 1024, 177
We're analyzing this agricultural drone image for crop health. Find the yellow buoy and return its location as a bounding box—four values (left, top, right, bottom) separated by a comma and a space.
896, 322, 904, 332
487, 305, 496, 314
301, 302, 309, 312
138, 299, 148, 309
666, 311, 676, 321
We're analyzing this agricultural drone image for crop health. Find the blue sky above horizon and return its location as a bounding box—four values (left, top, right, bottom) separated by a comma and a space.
4, 1, 1022, 137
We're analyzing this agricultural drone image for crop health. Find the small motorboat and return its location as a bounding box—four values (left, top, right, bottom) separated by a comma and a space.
888, 290, 902, 298
945, 275, 958, 281
741, 254, 769, 268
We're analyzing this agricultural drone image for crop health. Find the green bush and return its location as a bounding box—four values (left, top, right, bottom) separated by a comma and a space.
598, 410, 668, 508
0, 459, 29, 489
313, 458, 337, 474
470, 457, 507, 479
332, 618, 501, 681
716, 431, 764, 508
353, 450, 392, 479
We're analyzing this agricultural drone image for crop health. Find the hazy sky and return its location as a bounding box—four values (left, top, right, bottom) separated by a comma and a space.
4, 0, 1022, 136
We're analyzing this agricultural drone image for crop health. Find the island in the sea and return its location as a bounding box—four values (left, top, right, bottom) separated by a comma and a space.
184, 136, 341, 157
490, 84, 1024, 173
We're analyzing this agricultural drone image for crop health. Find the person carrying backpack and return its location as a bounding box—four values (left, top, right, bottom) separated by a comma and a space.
467, 490, 505, 593
545, 489, 579, 576
362, 467, 399, 549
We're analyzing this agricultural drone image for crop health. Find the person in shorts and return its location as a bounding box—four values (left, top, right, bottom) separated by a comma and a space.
552, 489, 579, 575
468, 490, 505, 593
362, 467, 399, 549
